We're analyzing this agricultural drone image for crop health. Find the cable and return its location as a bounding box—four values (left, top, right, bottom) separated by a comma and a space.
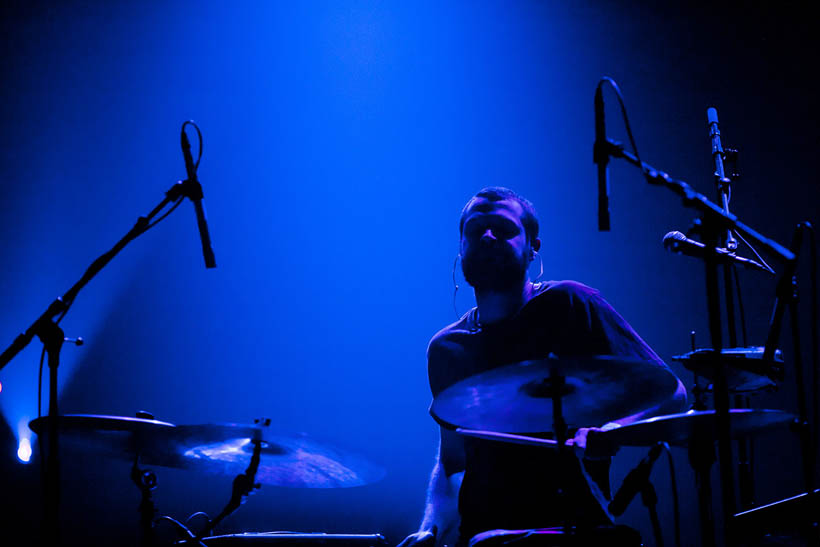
182, 120, 203, 170
185, 511, 213, 536
452, 254, 461, 319
732, 229, 776, 274
146, 197, 184, 229
597, 77, 644, 176
661, 442, 681, 547
31, 186, 188, 452
155, 515, 208, 546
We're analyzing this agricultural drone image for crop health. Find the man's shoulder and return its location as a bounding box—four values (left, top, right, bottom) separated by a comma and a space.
530, 280, 605, 309
538, 279, 601, 299
427, 311, 472, 356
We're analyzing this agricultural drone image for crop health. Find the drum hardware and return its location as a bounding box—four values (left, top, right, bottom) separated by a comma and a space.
440, 352, 796, 547
431, 353, 681, 540
179, 433, 265, 546
467, 525, 643, 547
433, 353, 678, 545
189, 532, 388, 546
29, 413, 386, 545
133, 455, 161, 547
594, 81, 812, 545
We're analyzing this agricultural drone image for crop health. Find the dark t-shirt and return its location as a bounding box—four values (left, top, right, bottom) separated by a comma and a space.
426, 281, 675, 543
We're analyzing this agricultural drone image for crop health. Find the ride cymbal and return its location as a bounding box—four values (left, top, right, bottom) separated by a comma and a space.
430, 355, 681, 434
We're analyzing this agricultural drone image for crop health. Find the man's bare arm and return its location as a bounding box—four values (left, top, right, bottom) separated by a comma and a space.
399, 428, 464, 547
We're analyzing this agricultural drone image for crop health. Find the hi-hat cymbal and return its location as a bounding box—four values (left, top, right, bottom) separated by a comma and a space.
599, 409, 795, 446
29, 415, 384, 488
430, 356, 681, 434
672, 346, 784, 393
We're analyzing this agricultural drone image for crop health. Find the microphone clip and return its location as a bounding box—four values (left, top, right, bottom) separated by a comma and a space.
594, 138, 623, 165
167, 178, 205, 202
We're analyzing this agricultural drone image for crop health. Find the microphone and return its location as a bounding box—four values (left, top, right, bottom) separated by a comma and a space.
707, 107, 724, 158
707, 107, 737, 249
594, 85, 610, 231
181, 123, 217, 269
608, 443, 663, 516
663, 231, 771, 273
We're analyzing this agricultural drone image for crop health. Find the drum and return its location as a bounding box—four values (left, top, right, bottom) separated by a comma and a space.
467, 526, 642, 547
196, 532, 387, 546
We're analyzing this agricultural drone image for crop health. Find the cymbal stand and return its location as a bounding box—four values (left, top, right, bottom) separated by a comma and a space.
763, 222, 815, 497
688, 433, 717, 547
0, 178, 208, 545
546, 366, 574, 536
131, 456, 159, 547
185, 436, 263, 544
688, 327, 718, 545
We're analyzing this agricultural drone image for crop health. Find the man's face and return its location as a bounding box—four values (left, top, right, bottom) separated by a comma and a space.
460, 197, 531, 291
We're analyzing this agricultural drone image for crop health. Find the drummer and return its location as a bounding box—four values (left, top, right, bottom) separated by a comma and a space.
399, 187, 687, 547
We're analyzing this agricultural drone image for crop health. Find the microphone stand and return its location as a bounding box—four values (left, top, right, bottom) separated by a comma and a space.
708, 111, 758, 512
597, 138, 796, 547
0, 178, 204, 545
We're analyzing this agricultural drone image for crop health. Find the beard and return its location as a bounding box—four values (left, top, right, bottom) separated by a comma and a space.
461, 244, 529, 291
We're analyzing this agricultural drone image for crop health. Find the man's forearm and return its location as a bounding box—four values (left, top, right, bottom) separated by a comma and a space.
420, 459, 462, 539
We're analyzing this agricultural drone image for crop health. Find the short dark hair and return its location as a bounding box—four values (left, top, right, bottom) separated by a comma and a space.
459, 187, 539, 242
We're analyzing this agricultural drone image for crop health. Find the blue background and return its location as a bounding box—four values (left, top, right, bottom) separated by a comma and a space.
1, 2, 817, 545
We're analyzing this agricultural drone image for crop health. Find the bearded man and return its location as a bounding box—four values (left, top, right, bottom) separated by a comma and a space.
399, 187, 687, 547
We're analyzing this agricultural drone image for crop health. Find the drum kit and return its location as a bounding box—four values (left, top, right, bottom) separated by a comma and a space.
3, 91, 819, 547
24, 349, 812, 546
429, 355, 814, 547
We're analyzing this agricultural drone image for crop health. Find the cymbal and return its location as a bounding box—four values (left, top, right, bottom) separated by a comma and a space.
29, 415, 384, 488
179, 428, 386, 488
599, 409, 795, 446
29, 414, 189, 468
430, 356, 681, 434
672, 346, 784, 392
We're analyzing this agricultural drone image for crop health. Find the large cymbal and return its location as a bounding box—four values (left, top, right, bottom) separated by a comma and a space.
177, 426, 385, 488
430, 356, 681, 434
599, 409, 795, 447
30, 415, 384, 488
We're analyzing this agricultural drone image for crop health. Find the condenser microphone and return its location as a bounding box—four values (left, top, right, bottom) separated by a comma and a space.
609, 443, 663, 516
181, 124, 216, 269
663, 231, 769, 273
594, 85, 610, 231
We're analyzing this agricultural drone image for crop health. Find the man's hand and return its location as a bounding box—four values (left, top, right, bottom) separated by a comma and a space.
397, 526, 437, 547
568, 426, 619, 460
